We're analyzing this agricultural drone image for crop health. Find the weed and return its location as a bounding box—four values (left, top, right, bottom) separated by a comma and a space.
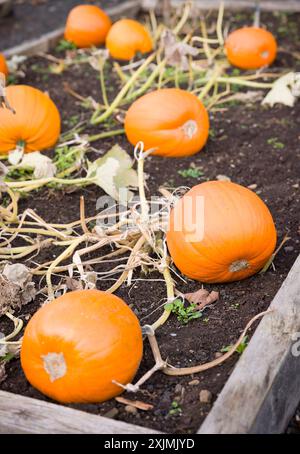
267, 137, 285, 150
168, 400, 182, 416
221, 336, 249, 355
165, 298, 202, 325
55, 39, 77, 53
178, 165, 204, 179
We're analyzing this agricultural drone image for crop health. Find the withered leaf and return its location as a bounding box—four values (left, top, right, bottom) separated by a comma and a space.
65, 277, 83, 291
161, 29, 199, 70
0, 264, 36, 316
184, 288, 219, 311
115, 396, 154, 411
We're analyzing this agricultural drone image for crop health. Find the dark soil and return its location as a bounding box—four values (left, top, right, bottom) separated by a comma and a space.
1, 9, 300, 434
0, 0, 127, 50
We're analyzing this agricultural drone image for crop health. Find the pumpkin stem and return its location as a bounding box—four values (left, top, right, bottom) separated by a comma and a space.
182, 120, 198, 139
42, 352, 67, 382
229, 259, 249, 273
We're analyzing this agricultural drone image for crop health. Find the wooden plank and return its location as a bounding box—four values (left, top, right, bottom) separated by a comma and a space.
0, 0, 12, 18
0, 390, 161, 434
3, 0, 141, 58
142, 0, 300, 11
199, 254, 300, 434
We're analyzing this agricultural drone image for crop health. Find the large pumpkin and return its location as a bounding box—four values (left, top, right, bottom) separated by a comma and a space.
125, 88, 209, 157
225, 27, 277, 70
21, 289, 143, 404
0, 53, 8, 76
64, 5, 112, 48
106, 19, 153, 60
0, 85, 61, 154
166, 181, 277, 283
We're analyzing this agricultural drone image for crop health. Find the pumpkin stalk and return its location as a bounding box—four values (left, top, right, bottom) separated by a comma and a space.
151, 256, 175, 332
46, 237, 85, 300
163, 309, 273, 376
88, 128, 125, 143
216, 1, 225, 46
134, 142, 150, 223
113, 325, 167, 393
260, 234, 290, 274
99, 63, 109, 108
91, 52, 157, 125
173, 1, 191, 35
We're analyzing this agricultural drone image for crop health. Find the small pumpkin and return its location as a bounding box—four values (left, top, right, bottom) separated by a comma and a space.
106, 19, 153, 60
64, 5, 112, 48
0, 53, 8, 76
21, 289, 143, 404
225, 27, 277, 70
0, 85, 61, 154
166, 181, 277, 283
125, 88, 209, 157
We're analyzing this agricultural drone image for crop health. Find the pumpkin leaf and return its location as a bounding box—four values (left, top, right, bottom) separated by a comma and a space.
262, 72, 300, 107
0, 264, 36, 316
65, 277, 83, 291
88, 49, 109, 71
161, 29, 199, 70
184, 288, 219, 311
87, 144, 138, 204
165, 298, 202, 325
18, 152, 57, 178
3, 263, 32, 287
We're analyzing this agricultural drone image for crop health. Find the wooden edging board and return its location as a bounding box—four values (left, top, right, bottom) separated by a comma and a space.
1, 255, 300, 434
142, 0, 300, 12
0, 390, 161, 434
3, 0, 141, 58
199, 254, 300, 434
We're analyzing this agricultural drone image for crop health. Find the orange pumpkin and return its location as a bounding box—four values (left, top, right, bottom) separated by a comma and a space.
21, 289, 143, 404
64, 5, 112, 48
125, 88, 209, 157
106, 19, 153, 60
0, 85, 61, 154
166, 181, 277, 283
225, 27, 277, 70
0, 53, 8, 76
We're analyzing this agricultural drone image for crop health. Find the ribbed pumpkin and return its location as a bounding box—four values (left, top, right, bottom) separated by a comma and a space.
166, 181, 277, 283
0, 53, 8, 76
225, 27, 277, 70
0, 85, 61, 154
125, 88, 209, 157
64, 5, 112, 48
21, 289, 143, 404
106, 19, 153, 60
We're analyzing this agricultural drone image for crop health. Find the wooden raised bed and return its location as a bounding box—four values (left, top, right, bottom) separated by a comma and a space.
142, 0, 300, 12
3, 1, 141, 58
1, 254, 300, 434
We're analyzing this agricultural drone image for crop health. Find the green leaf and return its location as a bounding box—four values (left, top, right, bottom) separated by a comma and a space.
221, 336, 249, 354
